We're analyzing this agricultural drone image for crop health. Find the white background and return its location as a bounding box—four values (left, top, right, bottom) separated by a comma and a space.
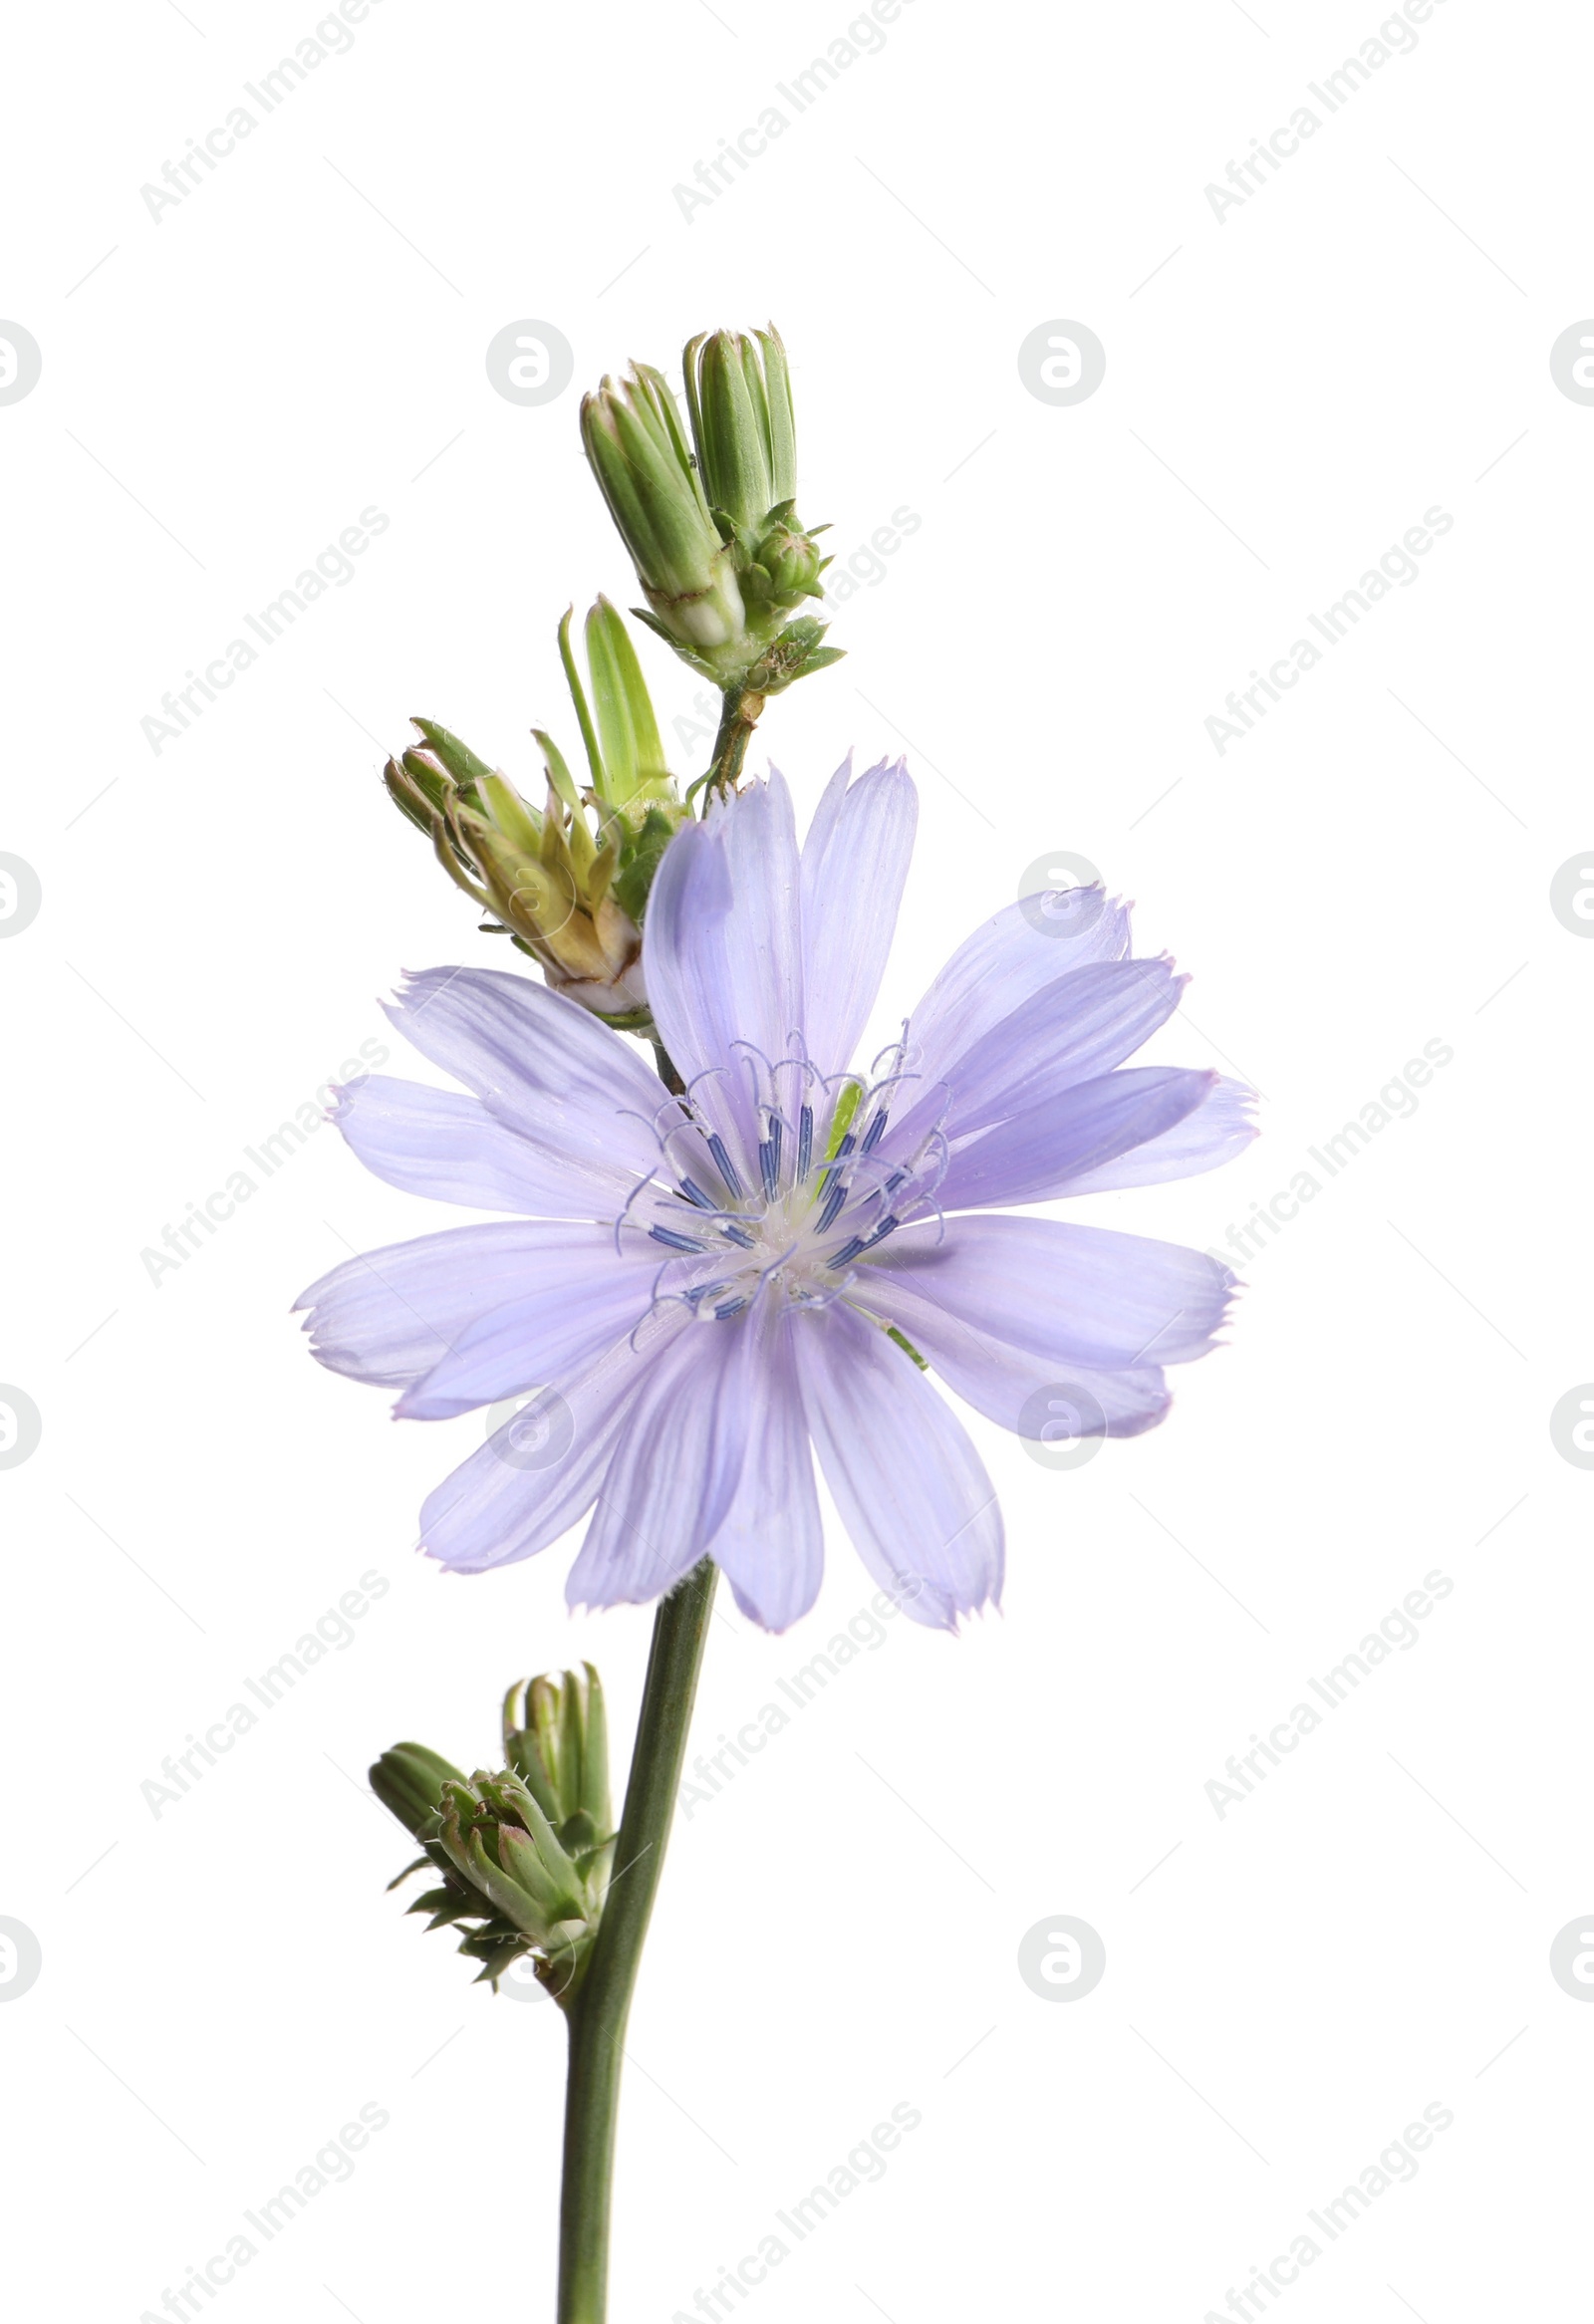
2, 2, 1590, 2318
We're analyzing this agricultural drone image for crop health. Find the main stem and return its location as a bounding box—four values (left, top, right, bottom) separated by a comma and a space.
557, 1557, 718, 2324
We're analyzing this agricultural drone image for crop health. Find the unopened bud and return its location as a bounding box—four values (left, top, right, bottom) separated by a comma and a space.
370, 1668, 617, 2004
582, 328, 842, 695
581, 364, 750, 668
386, 604, 691, 1026
682, 328, 829, 622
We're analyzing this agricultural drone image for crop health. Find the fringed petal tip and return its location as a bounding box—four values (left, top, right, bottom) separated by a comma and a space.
894, 1572, 1004, 1636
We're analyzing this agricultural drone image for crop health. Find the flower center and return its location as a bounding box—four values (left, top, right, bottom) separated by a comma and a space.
617, 1043, 946, 1324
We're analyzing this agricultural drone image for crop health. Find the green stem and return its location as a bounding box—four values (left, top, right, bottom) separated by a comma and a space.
557, 1558, 718, 2324
704, 686, 764, 799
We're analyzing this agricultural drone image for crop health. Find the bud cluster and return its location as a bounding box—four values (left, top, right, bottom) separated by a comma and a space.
385, 601, 687, 1027
582, 325, 841, 697
377, 321, 841, 1021
371, 1666, 615, 2005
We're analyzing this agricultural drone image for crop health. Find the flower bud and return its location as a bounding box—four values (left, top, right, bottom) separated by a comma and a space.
682, 325, 796, 539
502, 1662, 611, 1849
433, 1772, 594, 1954
747, 504, 829, 606
370, 1669, 617, 2003
682, 327, 830, 618
581, 364, 751, 669
386, 605, 689, 1027
369, 1740, 466, 1839
581, 333, 841, 698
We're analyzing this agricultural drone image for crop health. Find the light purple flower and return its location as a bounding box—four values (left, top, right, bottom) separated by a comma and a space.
296, 761, 1252, 1631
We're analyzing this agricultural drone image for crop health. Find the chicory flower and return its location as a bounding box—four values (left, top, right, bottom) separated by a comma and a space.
296, 763, 1251, 1631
